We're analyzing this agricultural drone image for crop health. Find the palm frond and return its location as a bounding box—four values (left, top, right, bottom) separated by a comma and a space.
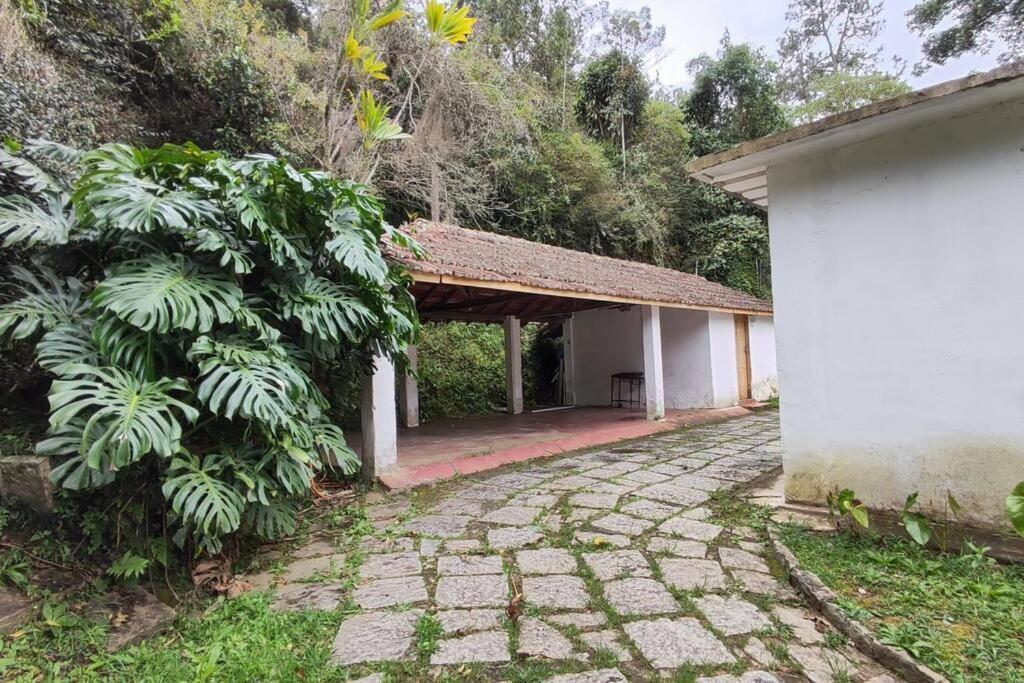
0, 266, 87, 340
93, 254, 243, 333
0, 194, 73, 248
162, 452, 245, 550
324, 207, 389, 282
188, 336, 309, 429
272, 274, 376, 345
48, 365, 198, 470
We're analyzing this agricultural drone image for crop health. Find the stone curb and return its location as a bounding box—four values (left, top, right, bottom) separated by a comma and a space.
766, 527, 948, 683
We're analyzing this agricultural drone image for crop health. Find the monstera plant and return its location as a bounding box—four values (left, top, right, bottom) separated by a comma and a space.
0, 140, 419, 554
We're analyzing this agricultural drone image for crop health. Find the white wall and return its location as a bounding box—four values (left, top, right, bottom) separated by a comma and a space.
748, 316, 778, 401
708, 312, 740, 408
768, 97, 1024, 529
572, 307, 643, 407
660, 308, 715, 408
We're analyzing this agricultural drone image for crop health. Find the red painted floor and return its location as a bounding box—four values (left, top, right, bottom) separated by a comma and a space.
349, 405, 758, 490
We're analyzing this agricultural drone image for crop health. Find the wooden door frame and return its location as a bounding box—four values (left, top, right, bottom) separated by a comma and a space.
734, 314, 752, 401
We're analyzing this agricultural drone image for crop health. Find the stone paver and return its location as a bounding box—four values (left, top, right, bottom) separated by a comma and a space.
523, 575, 590, 609
359, 552, 421, 580
437, 554, 504, 576
581, 550, 651, 580
481, 505, 544, 526
488, 526, 545, 550
517, 548, 577, 574
431, 630, 510, 664
647, 537, 707, 558
658, 516, 724, 541
437, 608, 504, 635
517, 617, 576, 659
718, 547, 771, 573
694, 594, 770, 636
332, 610, 422, 664
316, 413, 891, 681
353, 576, 429, 609
603, 578, 679, 616
435, 574, 508, 608
580, 629, 632, 661
658, 558, 728, 591
590, 513, 654, 536
624, 617, 736, 669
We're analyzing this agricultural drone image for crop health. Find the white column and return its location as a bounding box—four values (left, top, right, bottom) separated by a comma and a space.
360, 354, 398, 481
398, 344, 420, 428
641, 305, 665, 420
504, 315, 523, 415
562, 317, 576, 405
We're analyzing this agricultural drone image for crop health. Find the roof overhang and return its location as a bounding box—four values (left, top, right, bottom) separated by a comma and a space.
408, 270, 774, 318
685, 62, 1024, 209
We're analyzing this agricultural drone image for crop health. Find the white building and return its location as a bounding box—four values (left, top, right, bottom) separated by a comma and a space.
687, 63, 1024, 530
359, 222, 778, 484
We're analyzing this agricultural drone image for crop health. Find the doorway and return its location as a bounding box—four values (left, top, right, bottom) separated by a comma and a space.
734, 314, 752, 400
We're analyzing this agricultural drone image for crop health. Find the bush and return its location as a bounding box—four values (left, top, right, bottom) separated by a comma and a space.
0, 140, 417, 554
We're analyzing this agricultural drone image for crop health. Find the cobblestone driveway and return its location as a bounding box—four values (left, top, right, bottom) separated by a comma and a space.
260, 411, 899, 682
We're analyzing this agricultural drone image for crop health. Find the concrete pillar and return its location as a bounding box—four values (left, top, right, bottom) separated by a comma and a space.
504, 315, 523, 415
360, 354, 398, 481
641, 305, 665, 420
398, 344, 420, 428
562, 317, 576, 405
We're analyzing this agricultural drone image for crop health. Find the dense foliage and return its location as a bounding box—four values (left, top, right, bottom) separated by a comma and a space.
0, 140, 417, 553
909, 0, 1024, 70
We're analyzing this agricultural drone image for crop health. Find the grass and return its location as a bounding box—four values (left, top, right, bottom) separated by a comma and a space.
778, 525, 1024, 682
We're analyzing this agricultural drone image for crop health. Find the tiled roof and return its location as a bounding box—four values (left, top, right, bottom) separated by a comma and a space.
387, 220, 773, 315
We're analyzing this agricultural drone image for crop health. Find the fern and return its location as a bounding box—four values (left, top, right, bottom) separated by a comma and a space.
93, 254, 243, 333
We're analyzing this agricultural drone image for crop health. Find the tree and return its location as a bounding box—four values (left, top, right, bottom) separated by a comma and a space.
684, 37, 790, 157
595, 4, 666, 65
794, 70, 912, 121
908, 0, 1024, 71
575, 50, 650, 178
0, 140, 418, 554
777, 0, 895, 103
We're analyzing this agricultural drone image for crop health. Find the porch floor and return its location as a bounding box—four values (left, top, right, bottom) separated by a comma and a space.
351, 405, 762, 490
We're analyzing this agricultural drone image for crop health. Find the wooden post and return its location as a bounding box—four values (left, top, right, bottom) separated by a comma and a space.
398, 344, 420, 428
360, 354, 398, 481
504, 315, 523, 415
641, 305, 665, 420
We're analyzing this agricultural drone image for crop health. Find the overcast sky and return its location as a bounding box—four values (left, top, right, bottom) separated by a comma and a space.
605, 0, 1001, 90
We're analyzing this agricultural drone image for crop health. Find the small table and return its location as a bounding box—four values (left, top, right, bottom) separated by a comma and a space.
610, 372, 644, 411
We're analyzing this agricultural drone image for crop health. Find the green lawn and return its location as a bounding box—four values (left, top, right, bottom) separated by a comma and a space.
778, 526, 1024, 683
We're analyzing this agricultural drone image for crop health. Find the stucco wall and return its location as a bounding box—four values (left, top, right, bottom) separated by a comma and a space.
768, 97, 1024, 529
572, 307, 758, 410
572, 307, 643, 407
748, 316, 778, 401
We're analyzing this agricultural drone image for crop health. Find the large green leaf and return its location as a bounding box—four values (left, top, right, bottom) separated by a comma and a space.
162, 452, 245, 550
189, 226, 254, 274
48, 365, 199, 470
313, 421, 360, 475
0, 266, 87, 340
1007, 482, 1024, 538
0, 147, 62, 195
324, 207, 388, 282
188, 336, 310, 429
92, 314, 158, 379
272, 274, 375, 345
93, 254, 242, 333
0, 194, 73, 248
85, 176, 220, 234
36, 325, 100, 376
245, 499, 300, 541
39, 420, 117, 490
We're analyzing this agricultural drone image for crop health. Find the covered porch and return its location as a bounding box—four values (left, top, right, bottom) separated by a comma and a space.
356, 221, 776, 487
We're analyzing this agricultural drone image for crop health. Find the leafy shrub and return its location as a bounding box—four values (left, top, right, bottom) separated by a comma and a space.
0, 139, 417, 554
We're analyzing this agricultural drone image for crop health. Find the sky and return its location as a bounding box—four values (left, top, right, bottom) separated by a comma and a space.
605, 0, 1002, 90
